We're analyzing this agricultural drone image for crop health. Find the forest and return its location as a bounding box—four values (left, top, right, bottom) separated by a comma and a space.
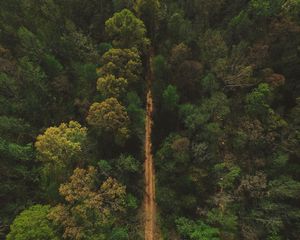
1, 0, 300, 239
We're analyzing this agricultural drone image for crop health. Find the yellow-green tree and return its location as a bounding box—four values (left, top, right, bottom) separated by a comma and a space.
49, 166, 126, 240
35, 121, 87, 197
99, 48, 142, 84
97, 74, 128, 98
35, 121, 87, 168
86, 98, 130, 142
105, 9, 150, 50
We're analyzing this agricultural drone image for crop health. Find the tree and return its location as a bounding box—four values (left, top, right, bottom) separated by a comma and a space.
167, 12, 193, 43
0, 137, 35, 235
245, 83, 272, 117
206, 208, 238, 239
112, 0, 135, 11
169, 43, 192, 67
60, 29, 98, 62
86, 98, 130, 142
179, 92, 230, 134
133, 0, 161, 38
17, 27, 45, 62
35, 121, 87, 196
7, 205, 58, 240
35, 121, 87, 169
99, 48, 142, 84
201, 73, 220, 94
198, 30, 228, 67
153, 54, 168, 80
249, 0, 282, 18
97, 74, 128, 98
105, 9, 149, 50
162, 85, 180, 111
18, 57, 50, 125
183, 0, 226, 28
49, 166, 126, 240
176, 217, 220, 240
156, 134, 195, 220
173, 60, 204, 100
125, 91, 145, 140
42, 54, 63, 78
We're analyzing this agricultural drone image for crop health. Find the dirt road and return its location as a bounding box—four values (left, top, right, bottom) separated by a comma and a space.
144, 49, 157, 240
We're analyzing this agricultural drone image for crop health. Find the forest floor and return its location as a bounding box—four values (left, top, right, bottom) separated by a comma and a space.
144, 49, 158, 240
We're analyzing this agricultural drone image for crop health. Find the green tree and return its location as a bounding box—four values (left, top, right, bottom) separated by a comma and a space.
112, 0, 134, 11
60, 28, 98, 62
18, 57, 50, 125
167, 12, 193, 43
105, 9, 149, 50
199, 30, 228, 67
162, 85, 180, 111
245, 83, 272, 117
42, 54, 63, 78
176, 217, 220, 240
183, 0, 226, 29
7, 205, 58, 240
17, 27, 45, 62
180, 92, 230, 134
134, 0, 161, 38
125, 91, 145, 140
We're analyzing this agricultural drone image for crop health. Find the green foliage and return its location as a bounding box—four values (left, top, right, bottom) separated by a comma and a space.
249, 0, 282, 17
269, 176, 300, 200
282, 0, 300, 19
99, 48, 142, 84
0, 116, 30, 139
125, 91, 144, 139
97, 74, 128, 98
42, 54, 63, 77
35, 121, 87, 197
112, 0, 134, 11
109, 227, 129, 240
117, 155, 140, 173
134, 0, 161, 36
207, 209, 238, 234
201, 73, 220, 94
7, 205, 58, 240
199, 30, 228, 67
162, 85, 179, 111
105, 9, 149, 50
17, 27, 45, 61
176, 217, 220, 240
153, 54, 168, 80
0, 73, 18, 111
87, 98, 130, 142
180, 92, 230, 133
60, 30, 98, 62
35, 121, 87, 168
246, 83, 272, 117
98, 42, 112, 55
214, 163, 241, 190
167, 12, 193, 43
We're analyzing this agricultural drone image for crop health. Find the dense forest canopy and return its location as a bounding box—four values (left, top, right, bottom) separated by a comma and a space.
0, 0, 300, 239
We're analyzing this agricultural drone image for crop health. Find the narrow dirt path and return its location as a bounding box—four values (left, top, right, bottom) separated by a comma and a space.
144, 49, 157, 240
